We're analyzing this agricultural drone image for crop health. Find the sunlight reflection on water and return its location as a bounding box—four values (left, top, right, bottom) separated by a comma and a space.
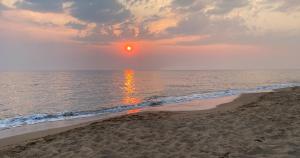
123, 69, 141, 105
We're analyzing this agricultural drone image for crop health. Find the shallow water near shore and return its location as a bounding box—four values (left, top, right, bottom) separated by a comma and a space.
0, 70, 300, 129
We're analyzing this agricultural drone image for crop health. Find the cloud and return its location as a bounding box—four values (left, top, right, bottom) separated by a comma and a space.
164, 0, 250, 45
75, 0, 180, 43
206, 0, 249, 15
167, 13, 209, 36
65, 21, 86, 30
172, 0, 195, 7
72, 0, 299, 46
68, 0, 131, 24
167, 16, 248, 45
1, 0, 300, 47
0, 1, 9, 12
15, 0, 64, 13
265, 0, 300, 12
1, 9, 84, 27
0, 3, 6, 11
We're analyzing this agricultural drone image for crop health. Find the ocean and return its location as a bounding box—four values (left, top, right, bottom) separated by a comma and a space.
0, 70, 300, 129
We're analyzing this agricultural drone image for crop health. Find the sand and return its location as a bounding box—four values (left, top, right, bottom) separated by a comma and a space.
0, 87, 300, 158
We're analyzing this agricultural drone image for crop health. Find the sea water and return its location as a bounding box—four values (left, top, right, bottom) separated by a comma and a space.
0, 70, 300, 129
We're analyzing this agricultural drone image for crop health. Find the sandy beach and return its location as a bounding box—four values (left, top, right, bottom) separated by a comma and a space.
0, 87, 299, 158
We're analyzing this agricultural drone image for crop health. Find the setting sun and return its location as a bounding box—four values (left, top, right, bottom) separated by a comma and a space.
125, 45, 133, 52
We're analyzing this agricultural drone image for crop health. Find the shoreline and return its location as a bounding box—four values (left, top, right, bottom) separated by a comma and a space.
1, 87, 299, 157
1, 83, 297, 131
0, 95, 239, 149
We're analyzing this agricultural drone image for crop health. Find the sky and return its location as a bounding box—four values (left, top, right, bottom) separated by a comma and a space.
0, 0, 300, 70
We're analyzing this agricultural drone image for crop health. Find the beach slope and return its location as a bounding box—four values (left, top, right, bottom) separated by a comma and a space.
1, 87, 300, 158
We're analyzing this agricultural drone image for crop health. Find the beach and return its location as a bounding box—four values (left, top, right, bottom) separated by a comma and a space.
0, 87, 300, 158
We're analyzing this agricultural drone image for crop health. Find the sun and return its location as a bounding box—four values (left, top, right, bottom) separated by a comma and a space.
122, 43, 137, 57
125, 45, 133, 52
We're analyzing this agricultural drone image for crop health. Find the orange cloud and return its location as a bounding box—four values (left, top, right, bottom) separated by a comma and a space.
0, 9, 96, 42
148, 18, 178, 34
2, 9, 82, 26
0, 18, 77, 42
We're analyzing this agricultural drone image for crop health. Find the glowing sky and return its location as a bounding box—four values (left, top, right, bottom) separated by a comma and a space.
0, 0, 300, 70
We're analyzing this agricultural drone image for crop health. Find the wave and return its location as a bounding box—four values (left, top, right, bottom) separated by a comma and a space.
0, 83, 299, 130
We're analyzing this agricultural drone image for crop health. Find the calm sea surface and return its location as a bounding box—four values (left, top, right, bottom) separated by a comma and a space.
0, 70, 300, 129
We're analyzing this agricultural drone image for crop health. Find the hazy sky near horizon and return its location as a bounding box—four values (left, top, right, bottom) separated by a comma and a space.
0, 0, 300, 70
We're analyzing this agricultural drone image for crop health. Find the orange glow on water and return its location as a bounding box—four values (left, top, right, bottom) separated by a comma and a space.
127, 109, 141, 114
123, 69, 141, 105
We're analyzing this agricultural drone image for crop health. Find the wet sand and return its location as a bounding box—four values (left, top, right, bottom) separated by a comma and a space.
0, 87, 300, 157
